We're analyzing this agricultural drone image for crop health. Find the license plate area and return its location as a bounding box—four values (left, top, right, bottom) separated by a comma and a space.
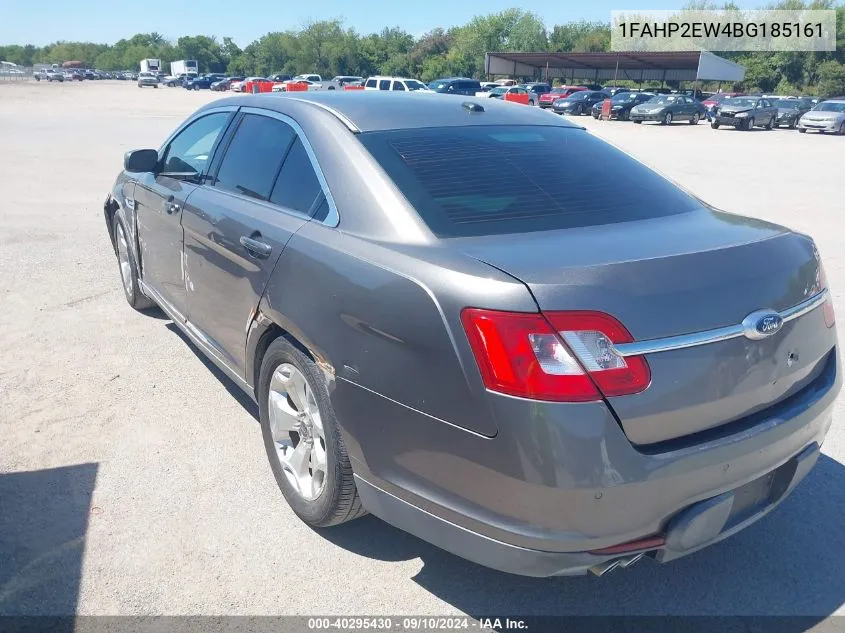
727, 457, 798, 525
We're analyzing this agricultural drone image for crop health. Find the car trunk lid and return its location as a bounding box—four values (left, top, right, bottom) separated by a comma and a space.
453, 208, 835, 445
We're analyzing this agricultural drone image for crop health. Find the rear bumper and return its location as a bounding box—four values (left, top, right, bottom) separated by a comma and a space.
337, 350, 839, 576
356, 441, 821, 576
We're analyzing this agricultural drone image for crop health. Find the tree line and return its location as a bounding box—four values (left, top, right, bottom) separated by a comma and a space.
2, 3, 844, 96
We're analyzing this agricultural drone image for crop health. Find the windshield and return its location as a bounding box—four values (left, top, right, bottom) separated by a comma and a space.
491, 87, 508, 95
565, 92, 589, 100
772, 99, 798, 109
406, 80, 427, 91
429, 80, 449, 90
648, 95, 680, 105
613, 92, 641, 102
812, 101, 845, 113
726, 97, 758, 108
359, 125, 698, 238
139, 73, 153, 77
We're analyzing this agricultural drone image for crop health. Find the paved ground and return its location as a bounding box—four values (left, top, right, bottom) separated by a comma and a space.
1, 80, 844, 619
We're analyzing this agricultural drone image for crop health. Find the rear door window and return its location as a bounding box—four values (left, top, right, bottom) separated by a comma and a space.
269, 137, 323, 216
378, 79, 391, 91
359, 125, 699, 237
213, 114, 295, 201
391, 81, 406, 91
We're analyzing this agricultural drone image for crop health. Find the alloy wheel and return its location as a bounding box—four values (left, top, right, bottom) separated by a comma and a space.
663, 112, 672, 125
268, 363, 327, 501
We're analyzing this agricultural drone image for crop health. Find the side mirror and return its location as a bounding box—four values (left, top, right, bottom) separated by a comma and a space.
124, 149, 158, 173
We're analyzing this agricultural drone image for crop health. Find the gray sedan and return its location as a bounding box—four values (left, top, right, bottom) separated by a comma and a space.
629, 94, 705, 124
797, 99, 845, 134
711, 96, 778, 130
104, 93, 839, 577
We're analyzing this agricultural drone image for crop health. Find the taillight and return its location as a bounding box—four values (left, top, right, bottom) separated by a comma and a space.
819, 264, 836, 328
461, 309, 651, 402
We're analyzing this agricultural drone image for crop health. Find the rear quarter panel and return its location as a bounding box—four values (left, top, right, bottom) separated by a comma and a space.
256, 220, 537, 439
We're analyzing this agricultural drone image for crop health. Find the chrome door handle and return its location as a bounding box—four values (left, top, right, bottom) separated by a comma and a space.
240, 235, 273, 257
164, 202, 181, 215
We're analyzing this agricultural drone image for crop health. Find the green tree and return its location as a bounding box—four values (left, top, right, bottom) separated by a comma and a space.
816, 60, 845, 97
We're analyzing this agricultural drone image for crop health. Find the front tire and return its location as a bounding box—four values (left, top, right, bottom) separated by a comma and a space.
766, 116, 774, 130
744, 117, 754, 130
662, 111, 673, 125
112, 214, 154, 311
799, 127, 807, 133
690, 112, 700, 125
258, 338, 365, 527
711, 121, 720, 129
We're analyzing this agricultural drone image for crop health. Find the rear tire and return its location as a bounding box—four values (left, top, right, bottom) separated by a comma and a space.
839, 122, 845, 135
766, 116, 774, 130
258, 338, 366, 528
112, 214, 154, 311
711, 121, 720, 129
799, 127, 807, 133
634, 119, 642, 124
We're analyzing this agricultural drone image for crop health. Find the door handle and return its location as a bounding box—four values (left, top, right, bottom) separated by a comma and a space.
164, 201, 181, 215
240, 235, 273, 257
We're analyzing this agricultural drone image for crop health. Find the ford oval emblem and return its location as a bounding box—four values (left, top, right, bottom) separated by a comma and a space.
742, 310, 784, 340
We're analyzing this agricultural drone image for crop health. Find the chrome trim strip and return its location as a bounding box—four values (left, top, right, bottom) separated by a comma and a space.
612, 290, 828, 358
240, 106, 340, 228
280, 97, 361, 133
139, 279, 254, 396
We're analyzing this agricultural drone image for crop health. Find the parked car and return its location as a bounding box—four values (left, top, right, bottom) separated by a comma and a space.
428, 78, 483, 96
797, 99, 845, 134
67, 70, 84, 81
269, 74, 293, 83
772, 98, 814, 129
711, 96, 778, 130
163, 74, 186, 87
631, 94, 706, 125
493, 78, 516, 86
592, 91, 655, 120
553, 90, 609, 115
603, 87, 631, 97
521, 82, 552, 105
211, 76, 243, 91
538, 86, 587, 108
701, 92, 745, 120
476, 85, 528, 100
184, 74, 227, 90
363, 76, 432, 92
331, 75, 363, 86
232, 77, 265, 92
477, 82, 499, 93
137, 72, 160, 88
33, 69, 48, 81
44, 69, 64, 82
106, 92, 839, 578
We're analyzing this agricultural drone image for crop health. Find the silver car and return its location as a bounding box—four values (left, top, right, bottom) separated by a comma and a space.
797, 99, 845, 134
106, 93, 840, 577
137, 72, 159, 88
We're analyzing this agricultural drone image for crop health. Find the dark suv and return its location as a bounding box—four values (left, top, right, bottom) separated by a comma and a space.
428, 77, 482, 96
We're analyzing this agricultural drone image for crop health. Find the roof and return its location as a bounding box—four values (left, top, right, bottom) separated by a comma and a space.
213, 91, 583, 133
485, 50, 745, 83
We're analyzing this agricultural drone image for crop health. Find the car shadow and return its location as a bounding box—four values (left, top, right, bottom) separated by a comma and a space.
163, 322, 259, 422
0, 463, 98, 615
318, 454, 845, 625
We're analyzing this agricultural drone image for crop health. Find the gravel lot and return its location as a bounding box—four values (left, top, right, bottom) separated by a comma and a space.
1, 80, 844, 619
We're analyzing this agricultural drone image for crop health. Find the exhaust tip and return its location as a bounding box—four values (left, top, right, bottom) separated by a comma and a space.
589, 560, 620, 577
589, 552, 646, 576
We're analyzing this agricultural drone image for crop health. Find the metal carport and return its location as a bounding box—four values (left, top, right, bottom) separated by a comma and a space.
484, 50, 745, 86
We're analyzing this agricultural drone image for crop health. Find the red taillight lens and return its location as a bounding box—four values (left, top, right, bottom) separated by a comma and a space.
461, 309, 651, 402
819, 264, 836, 328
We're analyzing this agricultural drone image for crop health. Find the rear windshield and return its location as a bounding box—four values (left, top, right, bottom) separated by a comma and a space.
359, 126, 699, 237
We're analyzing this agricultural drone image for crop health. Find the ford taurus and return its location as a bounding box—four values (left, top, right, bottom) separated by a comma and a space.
104, 92, 839, 577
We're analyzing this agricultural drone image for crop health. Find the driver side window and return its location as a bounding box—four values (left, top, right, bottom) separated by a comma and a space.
160, 112, 230, 180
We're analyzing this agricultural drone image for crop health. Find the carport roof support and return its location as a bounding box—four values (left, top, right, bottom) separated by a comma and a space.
484, 51, 744, 83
